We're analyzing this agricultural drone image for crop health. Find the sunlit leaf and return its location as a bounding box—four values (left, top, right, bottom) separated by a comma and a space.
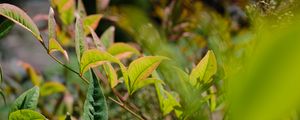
83, 14, 102, 35
128, 56, 168, 94
103, 63, 119, 88
48, 38, 69, 61
190, 50, 217, 86
80, 49, 120, 74
10, 86, 40, 113
83, 70, 108, 120
100, 26, 115, 48
40, 81, 66, 96
75, 15, 86, 62
0, 19, 14, 39
0, 3, 42, 41
107, 43, 140, 59
9, 109, 46, 120
20, 62, 42, 86
52, 0, 75, 25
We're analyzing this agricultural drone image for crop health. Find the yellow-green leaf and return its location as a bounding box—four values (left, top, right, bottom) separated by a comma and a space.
127, 56, 168, 94
80, 49, 120, 74
83, 14, 102, 35
107, 43, 140, 59
103, 63, 119, 88
40, 81, 66, 96
49, 38, 69, 61
189, 50, 217, 86
20, 62, 42, 86
52, 0, 75, 25
9, 109, 46, 120
0, 3, 42, 41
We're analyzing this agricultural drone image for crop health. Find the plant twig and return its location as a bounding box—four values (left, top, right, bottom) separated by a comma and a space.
38, 39, 89, 84
109, 97, 145, 120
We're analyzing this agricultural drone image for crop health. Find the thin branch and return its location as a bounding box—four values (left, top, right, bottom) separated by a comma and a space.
109, 97, 145, 120
38, 39, 89, 84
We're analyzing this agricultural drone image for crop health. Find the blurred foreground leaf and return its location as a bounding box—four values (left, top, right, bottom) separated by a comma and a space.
229, 13, 300, 120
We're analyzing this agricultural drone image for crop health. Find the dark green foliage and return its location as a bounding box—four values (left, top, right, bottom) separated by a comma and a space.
83, 70, 108, 120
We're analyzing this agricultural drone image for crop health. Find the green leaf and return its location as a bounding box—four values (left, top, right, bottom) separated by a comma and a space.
48, 38, 69, 61
100, 26, 115, 48
40, 81, 66, 96
80, 49, 120, 74
127, 56, 168, 94
107, 43, 140, 59
83, 70, 108, 120
189, 50, 217, 86
132, 78, 163, 94
89, 26, 105, 51
52, 0, 75, 25
9, 109, 46, 120
103, 63, 119, 88
0, 19, 14, 39
20, 62, 42, 86
10, 86, 40, 113
83, 14, 102, 35
0, 4, 42, 41
75, 15, 86, 62
155, 83, 181, 116
48, 7, 56, 39
77, 0, 87, 17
